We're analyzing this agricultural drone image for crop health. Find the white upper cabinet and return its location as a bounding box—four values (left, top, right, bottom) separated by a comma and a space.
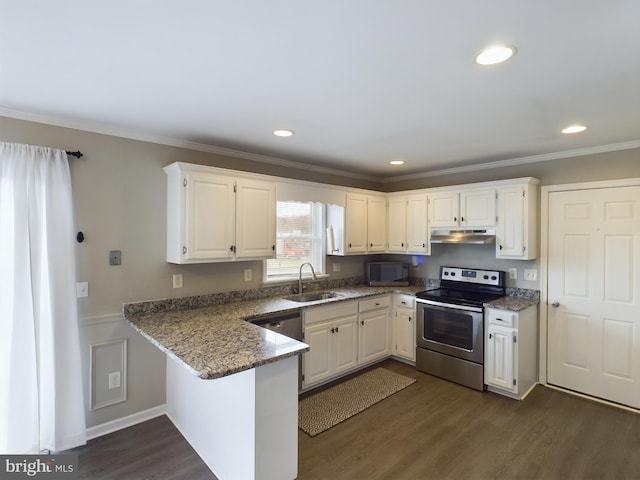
165, 162, 275, 264
496, 180, 538, 259
429, 189, 495, 228
235, 179, 277, 259
406, 193, 430, 254
367, 194, 387, 252
387, 196, 408, 252
327, 193, 387, 255
387, 193, 430, 254
345, 193, 368, 253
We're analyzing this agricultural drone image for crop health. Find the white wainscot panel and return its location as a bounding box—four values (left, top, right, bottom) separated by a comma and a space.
564, 234, 590, 298
604, 235, 634, 303
603, 318, 634, 379
563, 313, 590, 370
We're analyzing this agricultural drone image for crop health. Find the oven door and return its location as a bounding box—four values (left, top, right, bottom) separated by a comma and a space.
416, 300, 483, 364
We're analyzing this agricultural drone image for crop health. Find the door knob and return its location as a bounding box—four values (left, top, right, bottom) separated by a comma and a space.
551, 301, 560, 308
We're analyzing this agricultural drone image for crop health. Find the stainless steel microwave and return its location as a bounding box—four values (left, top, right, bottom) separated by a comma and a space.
366, 262, 409, 286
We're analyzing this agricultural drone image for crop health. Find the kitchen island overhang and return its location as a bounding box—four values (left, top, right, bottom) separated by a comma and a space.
124, 299, 309, 480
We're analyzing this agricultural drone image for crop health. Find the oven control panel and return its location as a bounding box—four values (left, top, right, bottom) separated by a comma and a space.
440, 266, 503, 286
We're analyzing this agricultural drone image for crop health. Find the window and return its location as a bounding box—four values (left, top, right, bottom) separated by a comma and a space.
265, 201, 325, 281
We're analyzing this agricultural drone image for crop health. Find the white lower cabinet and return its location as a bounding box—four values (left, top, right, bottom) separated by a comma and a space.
358, 295, 391, 365
302, 301, 358, 389
393, 294, 416, 362
485, 305, 538, 400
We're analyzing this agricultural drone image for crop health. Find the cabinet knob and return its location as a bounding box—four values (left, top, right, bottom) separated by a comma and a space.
499, 245, 504, 250
408, 317, 412, 322
361, 320, 364, 326
489, 333, 493, 339
454, 217, 457, 222
461, 216, 464, 222
335, 326, 339, 333
370, 242, 373, 247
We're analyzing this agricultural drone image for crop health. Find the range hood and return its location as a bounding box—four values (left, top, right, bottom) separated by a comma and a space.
430, 229, 496, 245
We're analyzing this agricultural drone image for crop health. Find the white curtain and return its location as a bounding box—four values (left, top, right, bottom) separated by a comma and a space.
0, 142, 86, 453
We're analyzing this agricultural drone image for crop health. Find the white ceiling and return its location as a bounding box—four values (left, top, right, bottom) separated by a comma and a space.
2, 1, 639, 179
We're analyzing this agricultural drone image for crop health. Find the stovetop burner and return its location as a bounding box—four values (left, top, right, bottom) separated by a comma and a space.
416, 266, 506, 307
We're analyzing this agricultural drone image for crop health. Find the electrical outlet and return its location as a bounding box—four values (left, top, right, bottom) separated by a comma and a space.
108, 371, 121, 390
172, 274, 183, 288
244, 269, 252, 282
524, 269, 538, 281
333, 262, 341, 273
509, 268, 517, 280
76, 281, 89, 298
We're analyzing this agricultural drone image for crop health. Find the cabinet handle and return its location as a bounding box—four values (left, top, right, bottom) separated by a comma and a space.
331, 328, 335, 334
401, 301, 407, 305
182, 246, 187, 255
370, 242, 373, 247
408, 317, 412, 322
335, 326, 339, 333
489, 333, 493, 339
361, 320, 364, 326
348, 243, 352, 248
499, 245, 503, 250
422, 243, 425, 248
230, 245, 235, 252
461, 216, 464, 222
454, 216, 457, 222
401, 242, 404, 247
272, 245, 275, 251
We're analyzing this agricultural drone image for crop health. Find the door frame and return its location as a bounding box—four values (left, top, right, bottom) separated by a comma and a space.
539, 177, 640, 386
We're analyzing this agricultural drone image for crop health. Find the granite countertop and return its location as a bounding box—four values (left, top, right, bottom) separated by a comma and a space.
485, 288, 540, 312
124, 281, 537, 379
124, 284, 424, 380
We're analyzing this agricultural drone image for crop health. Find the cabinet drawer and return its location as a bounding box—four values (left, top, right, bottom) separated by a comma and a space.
304, 301, 358, 325
487, 308, 517, 328
395, 294, 415, 309
359, 295, 391, 313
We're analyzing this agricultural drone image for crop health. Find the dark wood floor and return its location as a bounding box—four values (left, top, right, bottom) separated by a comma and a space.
73, 359, 640, 479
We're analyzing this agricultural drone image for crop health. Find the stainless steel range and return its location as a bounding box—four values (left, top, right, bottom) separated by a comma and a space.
415, 266, 505, 391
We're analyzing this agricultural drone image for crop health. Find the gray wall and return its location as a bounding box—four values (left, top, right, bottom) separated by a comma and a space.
2, 114, 639, 429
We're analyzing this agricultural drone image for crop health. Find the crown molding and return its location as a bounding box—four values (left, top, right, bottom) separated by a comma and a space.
0, 107, 380, 183
2, 106, 639, 185
381, 140, 640, 183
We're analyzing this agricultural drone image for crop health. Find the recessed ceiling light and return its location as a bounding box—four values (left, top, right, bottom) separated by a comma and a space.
390, 160, 405, 165
561, 124, 588, 134
273, 129, 294, 137
474, 45, 517, 65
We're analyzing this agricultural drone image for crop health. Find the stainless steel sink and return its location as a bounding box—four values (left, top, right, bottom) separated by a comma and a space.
283, 291, 344, 303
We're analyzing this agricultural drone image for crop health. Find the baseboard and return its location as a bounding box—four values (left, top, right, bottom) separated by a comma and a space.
86, 404, 167, 440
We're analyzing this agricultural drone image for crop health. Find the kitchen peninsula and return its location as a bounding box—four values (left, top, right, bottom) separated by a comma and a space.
123, 282, 423, 480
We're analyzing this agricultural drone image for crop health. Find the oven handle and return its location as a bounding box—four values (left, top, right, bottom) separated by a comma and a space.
415, 298, 483, 313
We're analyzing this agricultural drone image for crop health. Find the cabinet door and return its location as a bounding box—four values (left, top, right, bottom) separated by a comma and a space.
394, 308, 415, 361
428, 191, 459, 227
496, 186, 525, 258
406, 193, 430, 254
387, 196, 407, 252
333, 316, 359, 374
184, 172, 235, 261
235, 179, 276, 258
367, 195, 387, 252
303, 321, 333, 387
346, 193, 368, 253
486, 324, 516, 392
460, 189, 496, 227
358, 310, 390, 365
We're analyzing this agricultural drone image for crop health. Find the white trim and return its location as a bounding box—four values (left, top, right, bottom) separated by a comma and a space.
85, 405, 167, 440
2, 106, 638, 184
0, 106, 378, 182
79, 313, 124, 327
90, 338, 128, 410
382, 141, 640, 183
539, 177, 640, 387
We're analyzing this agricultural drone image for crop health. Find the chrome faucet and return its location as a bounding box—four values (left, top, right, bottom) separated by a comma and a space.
298, 262, 317, 294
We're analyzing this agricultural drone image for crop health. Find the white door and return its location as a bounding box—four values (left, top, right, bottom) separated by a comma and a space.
303, 321, 332, 387
406, 193, 430, 254
333, 316, 358, 375
387, 196, 407, 252
359, 310, 390, 364
547, 186, 640, 408
367, 195, 387, 252
345, 194, 368, 253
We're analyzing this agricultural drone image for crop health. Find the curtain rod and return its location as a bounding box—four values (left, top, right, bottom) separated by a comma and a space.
65, 150, 84, 159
